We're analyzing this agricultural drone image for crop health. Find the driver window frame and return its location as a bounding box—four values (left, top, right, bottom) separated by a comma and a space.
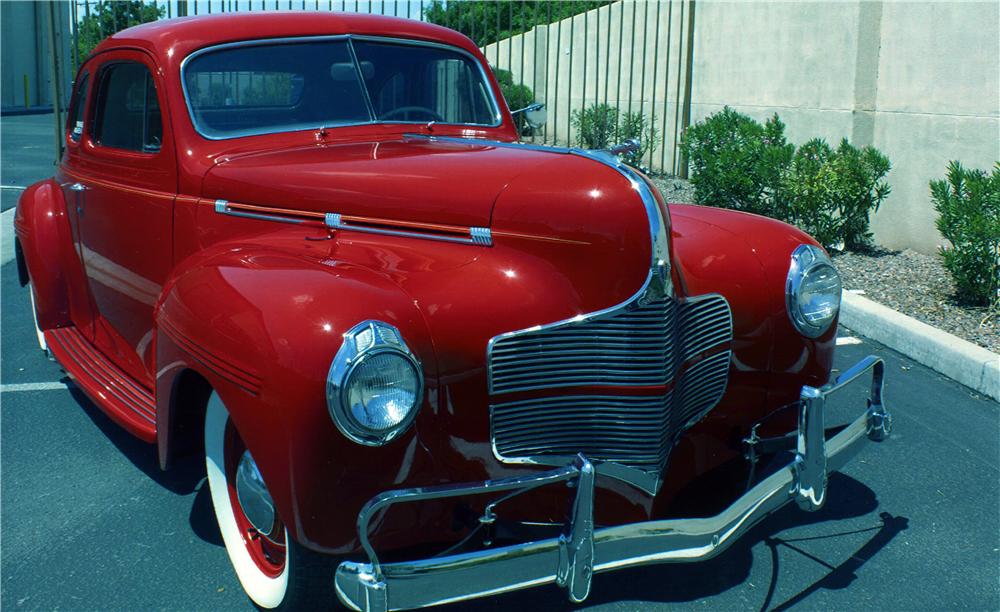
90, 60, 165, 156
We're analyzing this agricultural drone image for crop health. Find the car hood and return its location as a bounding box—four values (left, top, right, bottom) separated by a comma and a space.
201, 138, 575, 229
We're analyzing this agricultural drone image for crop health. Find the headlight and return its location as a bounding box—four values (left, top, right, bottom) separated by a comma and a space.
786, 244, 842, 338
327, 320, 424, 446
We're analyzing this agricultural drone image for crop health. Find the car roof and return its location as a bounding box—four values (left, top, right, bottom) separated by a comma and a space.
94, 11, 478, 63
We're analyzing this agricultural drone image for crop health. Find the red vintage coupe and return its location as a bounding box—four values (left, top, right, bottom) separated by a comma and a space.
14, 12, 891, 612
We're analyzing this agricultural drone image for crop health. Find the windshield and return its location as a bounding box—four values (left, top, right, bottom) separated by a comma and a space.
183, 37, 501, 139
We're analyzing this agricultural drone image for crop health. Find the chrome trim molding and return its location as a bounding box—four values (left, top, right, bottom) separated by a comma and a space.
326, 320, 424, 447
180, 35, 503, 141
469, 226, 492, 245
334, 356, 892, 612
325, 212, 493, 246
214, 199, 311, 226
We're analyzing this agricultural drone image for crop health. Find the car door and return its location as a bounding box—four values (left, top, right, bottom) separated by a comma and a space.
57, 65, 99, 341
67, 50, 176, 388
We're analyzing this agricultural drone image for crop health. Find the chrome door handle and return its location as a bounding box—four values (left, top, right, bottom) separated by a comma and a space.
70, 182, 87, 215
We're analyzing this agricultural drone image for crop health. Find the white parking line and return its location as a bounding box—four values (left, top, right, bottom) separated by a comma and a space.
836, 336, 863, 346
0, 186, 26, 191
0, 381, 70, 393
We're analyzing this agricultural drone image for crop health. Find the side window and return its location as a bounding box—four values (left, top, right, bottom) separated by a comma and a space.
66, 72, 89, 142
93, 62, 162, 153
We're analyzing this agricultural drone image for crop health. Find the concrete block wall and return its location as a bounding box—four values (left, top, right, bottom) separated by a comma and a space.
690, 0, 999, 253
487, 0, 999, 253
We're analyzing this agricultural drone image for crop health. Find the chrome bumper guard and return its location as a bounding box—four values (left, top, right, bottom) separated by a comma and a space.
335, 356, 891, 612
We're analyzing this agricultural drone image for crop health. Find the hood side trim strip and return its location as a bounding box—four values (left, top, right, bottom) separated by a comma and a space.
212, 199, 493, 246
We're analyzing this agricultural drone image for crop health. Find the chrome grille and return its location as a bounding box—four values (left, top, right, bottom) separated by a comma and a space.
488, 298, 677, 394
488, 293, 733, 488
674, 350, 732, 430
492, 394, 674, 470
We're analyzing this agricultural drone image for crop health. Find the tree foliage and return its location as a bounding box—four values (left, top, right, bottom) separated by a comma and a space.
424, 1, 612, 47
77, 1, 164, 60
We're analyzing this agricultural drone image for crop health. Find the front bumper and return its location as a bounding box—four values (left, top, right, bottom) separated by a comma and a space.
335, 356, 892, 612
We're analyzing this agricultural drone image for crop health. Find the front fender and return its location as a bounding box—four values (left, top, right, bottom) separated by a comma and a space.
154, 241, 439, 553
669, 204, 836, 407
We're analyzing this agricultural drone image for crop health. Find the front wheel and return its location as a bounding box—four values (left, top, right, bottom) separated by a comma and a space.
204, 392, 335, 610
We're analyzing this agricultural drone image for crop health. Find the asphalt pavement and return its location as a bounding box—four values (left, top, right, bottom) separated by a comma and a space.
2, 113, 998, 611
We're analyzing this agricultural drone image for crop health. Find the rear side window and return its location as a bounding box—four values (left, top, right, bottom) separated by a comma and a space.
93, 62, 162, 153
67, 72, 89, 142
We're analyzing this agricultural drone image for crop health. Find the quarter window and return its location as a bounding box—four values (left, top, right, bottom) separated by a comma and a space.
93, 62, 162, 153
67, 72, 89, 142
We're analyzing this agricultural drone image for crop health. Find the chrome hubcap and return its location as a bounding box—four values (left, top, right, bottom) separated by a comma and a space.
235, 450, 276, 539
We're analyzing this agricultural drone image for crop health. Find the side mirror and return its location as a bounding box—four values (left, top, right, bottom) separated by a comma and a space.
511, 102, 547, 129
607, 139, 640, 157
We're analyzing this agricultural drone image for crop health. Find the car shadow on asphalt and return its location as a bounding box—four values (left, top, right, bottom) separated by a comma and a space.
68, 384, 205, 496
69, 384, 227, 547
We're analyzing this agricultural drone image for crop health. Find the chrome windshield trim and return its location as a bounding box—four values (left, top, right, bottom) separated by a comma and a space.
180, 35, 504, 141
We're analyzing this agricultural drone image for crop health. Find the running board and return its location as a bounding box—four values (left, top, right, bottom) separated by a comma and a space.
46, 326, 156, 442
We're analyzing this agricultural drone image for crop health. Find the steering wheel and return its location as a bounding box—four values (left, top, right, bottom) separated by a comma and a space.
380, 106, 445, 122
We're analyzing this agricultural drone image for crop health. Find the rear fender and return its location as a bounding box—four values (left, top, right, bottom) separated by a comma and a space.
154, 242, 438, 552
13, 180, 90, 331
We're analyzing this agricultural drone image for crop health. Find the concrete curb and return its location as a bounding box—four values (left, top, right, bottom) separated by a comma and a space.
2, 207, 17, 267
840, 291, 1000, 402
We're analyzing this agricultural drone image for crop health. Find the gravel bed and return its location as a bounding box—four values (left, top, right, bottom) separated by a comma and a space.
834, 250, 998, 353
648, 177, 997, 353
650, 175, 696, 204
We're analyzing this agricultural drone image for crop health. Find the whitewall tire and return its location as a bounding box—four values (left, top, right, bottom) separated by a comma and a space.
205, 392, 290, 609
27, 282, 49, 354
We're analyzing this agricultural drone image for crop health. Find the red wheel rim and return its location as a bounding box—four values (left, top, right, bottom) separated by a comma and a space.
223, 421, 287, 578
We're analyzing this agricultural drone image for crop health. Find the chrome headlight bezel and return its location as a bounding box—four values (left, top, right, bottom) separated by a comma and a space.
326, 320, 424, 447
785, 244, 842, 339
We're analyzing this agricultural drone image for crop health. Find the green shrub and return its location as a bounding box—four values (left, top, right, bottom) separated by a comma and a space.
782, 138, 891, 249
680, 107, 794, 216
494, 68, 536, 135
617, 111, 658, 169
571, 103, 619, 150
680, 107, 891, 250
931, 161, 1000, 308
571, 103, 660, 169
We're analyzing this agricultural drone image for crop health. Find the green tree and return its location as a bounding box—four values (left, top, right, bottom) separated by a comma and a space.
424, 1, 613, 47
77, 1, 164, 60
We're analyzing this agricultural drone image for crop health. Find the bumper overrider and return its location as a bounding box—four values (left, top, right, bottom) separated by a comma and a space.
335, 356, 892, 612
